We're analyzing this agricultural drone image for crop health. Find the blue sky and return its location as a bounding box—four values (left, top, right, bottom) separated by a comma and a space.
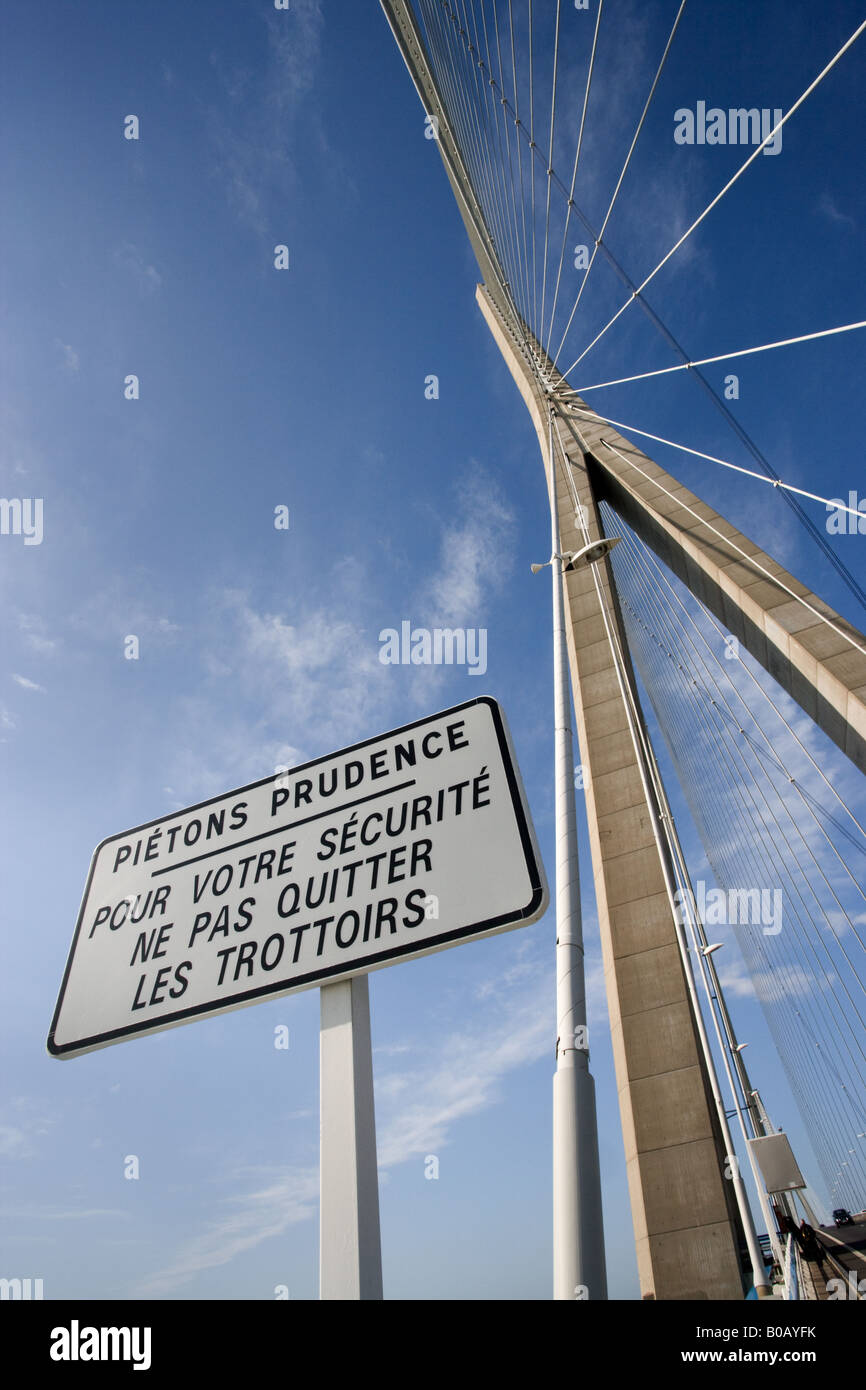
1, 0, 864, 1300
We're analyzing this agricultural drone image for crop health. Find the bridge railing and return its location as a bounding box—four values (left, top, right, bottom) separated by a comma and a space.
781, 1234, 801, 1301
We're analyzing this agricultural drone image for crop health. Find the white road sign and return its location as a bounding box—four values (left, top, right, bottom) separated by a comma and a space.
48, 697, 548, 1058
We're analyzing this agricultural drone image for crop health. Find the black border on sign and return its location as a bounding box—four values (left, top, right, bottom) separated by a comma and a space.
47, 696, 547, 1058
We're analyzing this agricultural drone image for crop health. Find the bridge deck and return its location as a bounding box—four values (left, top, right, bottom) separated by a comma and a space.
815, 1218, 866, 1298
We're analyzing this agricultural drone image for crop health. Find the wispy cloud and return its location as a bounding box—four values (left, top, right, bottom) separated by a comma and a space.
136, 936, 570, 1295
374, 959, 554, 1169
0, 1206, 128, 1222
0, 1102, 56, 1158
0, 1125, 30, 1157
16, 614, 57, 655
12, 674, 45, 693
228, 592, 389, 747
718, 949, 832, 1006
817, 192, 855, 228
158, 587, 391, 806
55, 340, 79, 373
114, 242, 162, 295
427, 465, 515, 624
151, 459, 518, 808
205, 0, 326, 237
136, 1170, 319, 1297
67, 590, 180, 646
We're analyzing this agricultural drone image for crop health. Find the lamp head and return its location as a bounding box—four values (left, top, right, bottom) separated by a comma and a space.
563, 536, 621, 571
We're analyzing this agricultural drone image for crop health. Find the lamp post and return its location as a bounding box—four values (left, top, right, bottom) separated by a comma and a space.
532, 415, 614, 1301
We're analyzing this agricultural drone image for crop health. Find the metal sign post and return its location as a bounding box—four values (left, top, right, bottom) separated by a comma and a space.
319, 976, 383, 1300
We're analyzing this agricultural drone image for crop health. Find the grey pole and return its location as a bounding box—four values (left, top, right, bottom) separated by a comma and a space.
319, 975, 383, 1299
546, 410, 608, 1302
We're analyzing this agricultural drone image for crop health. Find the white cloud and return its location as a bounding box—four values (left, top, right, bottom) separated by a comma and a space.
16, 614, 57, 654
362, 445, 386, 471
375, 986, 550, 1167
0, 1103, 55, 1158
0, 1205, 127, 1222
153, 463, 519, 807
12, 674, 45, 693
114, 242, 162, 295
373, 937, 606, 1170
231, 597, 389, 748
715, 954, 758, 1001
136, 938, 569, 1294
136, 1170, 319, 1296
55, 340, 79, 372
427, 465, 515, 625
817, 192, 855, 228
206, 0, 325, 236
156, 585, 392, 805
67, 592, 180, 645
0, 1125, 29, 1157
265, 1, 324, 114
751, 962, 832, 1005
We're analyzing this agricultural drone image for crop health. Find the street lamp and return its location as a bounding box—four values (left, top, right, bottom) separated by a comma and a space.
528, 446, 618, 1301
530, 538, 621, 577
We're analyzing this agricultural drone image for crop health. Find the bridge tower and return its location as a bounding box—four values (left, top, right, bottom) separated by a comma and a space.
382, 0, 866, 1299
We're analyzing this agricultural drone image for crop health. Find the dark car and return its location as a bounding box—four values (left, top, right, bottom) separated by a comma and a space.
833, 1208, 854, 1227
